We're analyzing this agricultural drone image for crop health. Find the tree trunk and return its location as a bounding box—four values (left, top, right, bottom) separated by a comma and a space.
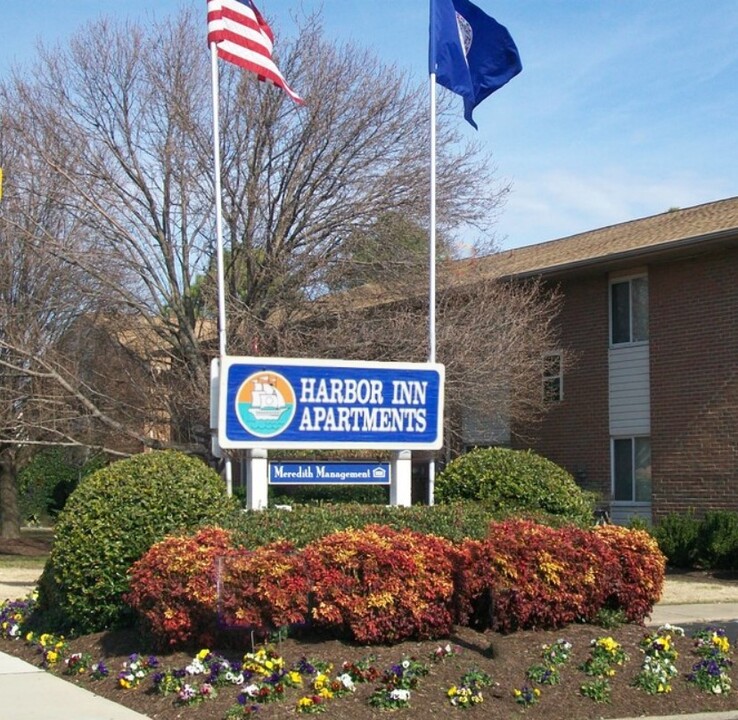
0, 447, 21, 540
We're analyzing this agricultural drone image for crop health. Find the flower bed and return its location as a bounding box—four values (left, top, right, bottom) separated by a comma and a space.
2, 595, 737, 720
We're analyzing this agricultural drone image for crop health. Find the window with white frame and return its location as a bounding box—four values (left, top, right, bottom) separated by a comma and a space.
612, 437, 651, 502
610, 275, 649, 345
543, 352, 563, 402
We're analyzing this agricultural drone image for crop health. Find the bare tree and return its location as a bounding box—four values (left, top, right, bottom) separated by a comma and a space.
0, 111, 135, 537
1, 7, 508, 447
292, 266, 562, 454
0, 5, 558, 527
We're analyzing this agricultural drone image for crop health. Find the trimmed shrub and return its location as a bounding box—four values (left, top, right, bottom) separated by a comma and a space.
37, 451, 238, 633
126, 527, 233, 648
230, 501, 497, 549
695, 511, 738, 571
270, 483, 389, 506
434, 447, 595, 525
652, 512, 701, 568
302, 524, 461, 644
459, 519, 617, 633
595, 524, 666, 622
126, 527, 310, 649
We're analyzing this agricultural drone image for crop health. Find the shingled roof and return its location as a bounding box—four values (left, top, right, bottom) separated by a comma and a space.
457, 195, 738, 282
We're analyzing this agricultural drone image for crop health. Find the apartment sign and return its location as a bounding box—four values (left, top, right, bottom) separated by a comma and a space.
218, 356, 444, 449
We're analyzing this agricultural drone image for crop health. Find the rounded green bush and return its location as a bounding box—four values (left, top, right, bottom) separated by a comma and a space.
435, 447, 595, 525
37, 450, 238, 633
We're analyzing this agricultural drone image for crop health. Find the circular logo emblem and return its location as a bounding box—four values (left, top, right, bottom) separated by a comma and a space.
456, 12, 473, 56
235, 371, 296, 438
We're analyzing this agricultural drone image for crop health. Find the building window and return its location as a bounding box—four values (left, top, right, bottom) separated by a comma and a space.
610, 275, 648, 345
612, 437, 651, 502
543, 352, 562, 402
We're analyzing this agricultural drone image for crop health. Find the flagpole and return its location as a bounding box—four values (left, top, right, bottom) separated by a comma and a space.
210, 40, 233, 495
428, 2, 438, 504
429, 78, 437, 368
210, 43, 228, 359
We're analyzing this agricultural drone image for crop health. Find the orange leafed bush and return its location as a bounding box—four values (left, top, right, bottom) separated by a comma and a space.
126, 526, 233, 648
458, 519, 664, 633
217, 539, 310, 634
126, 520, 665, 648
126, 527, 310, 649
302, 524, 461, 644
595, 524, 666, 622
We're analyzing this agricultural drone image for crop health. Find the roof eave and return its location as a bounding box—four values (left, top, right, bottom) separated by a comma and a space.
501, 227, 738, 281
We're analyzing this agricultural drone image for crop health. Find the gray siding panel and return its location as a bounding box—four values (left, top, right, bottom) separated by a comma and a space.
609, 344, 650, 434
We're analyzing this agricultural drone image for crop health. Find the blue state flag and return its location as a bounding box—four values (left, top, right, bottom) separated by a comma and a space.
431, 0, 522, 128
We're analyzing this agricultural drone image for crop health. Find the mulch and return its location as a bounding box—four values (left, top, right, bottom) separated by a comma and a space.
3, 621, 738, 720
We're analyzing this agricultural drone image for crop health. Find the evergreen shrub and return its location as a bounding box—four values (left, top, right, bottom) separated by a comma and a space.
16, 448, 105, 524
434, 447, 596, 525
269, 483, 389, 506
36, 451, 238, 633
695, 511, 738, 571
652, 512, 701, 568
230, 501, 496, 549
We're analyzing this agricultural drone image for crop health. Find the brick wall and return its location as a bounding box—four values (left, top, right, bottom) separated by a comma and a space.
649, 248, 738, 519
513, 275, 611, 502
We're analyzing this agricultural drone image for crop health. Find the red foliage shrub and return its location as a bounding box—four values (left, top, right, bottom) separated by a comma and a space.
594, 525, 666, 622
126, 526, 233, 648
126, 520, 665, 648
217, 540, 310, 634
126, 527, 310, 649
459, 519, 616, 633
302, 524, 461, 644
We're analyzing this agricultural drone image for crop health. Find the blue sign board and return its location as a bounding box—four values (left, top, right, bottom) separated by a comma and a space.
269, 461, 391, 485
218, 356, 444, 449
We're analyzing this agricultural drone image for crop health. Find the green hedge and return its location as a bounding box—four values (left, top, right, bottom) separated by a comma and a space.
226, 502, 496, 549
653, 510, 738, 570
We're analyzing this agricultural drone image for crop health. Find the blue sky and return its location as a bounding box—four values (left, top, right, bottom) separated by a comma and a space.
3, 1, 738, 250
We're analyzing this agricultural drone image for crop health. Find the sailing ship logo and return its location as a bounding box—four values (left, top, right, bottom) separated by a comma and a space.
235, 371, 296, 438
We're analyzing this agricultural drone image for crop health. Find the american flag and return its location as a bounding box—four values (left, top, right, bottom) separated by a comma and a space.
207, 0, 303, 104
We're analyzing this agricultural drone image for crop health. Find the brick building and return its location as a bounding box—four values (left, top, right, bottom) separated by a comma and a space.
466, 197, 738, 524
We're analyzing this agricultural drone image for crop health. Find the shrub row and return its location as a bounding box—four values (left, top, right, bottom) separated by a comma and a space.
653, 510, 738, 570
33, 449, 591, 635
126, 519, 665, 649
227, 500, 588, 552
